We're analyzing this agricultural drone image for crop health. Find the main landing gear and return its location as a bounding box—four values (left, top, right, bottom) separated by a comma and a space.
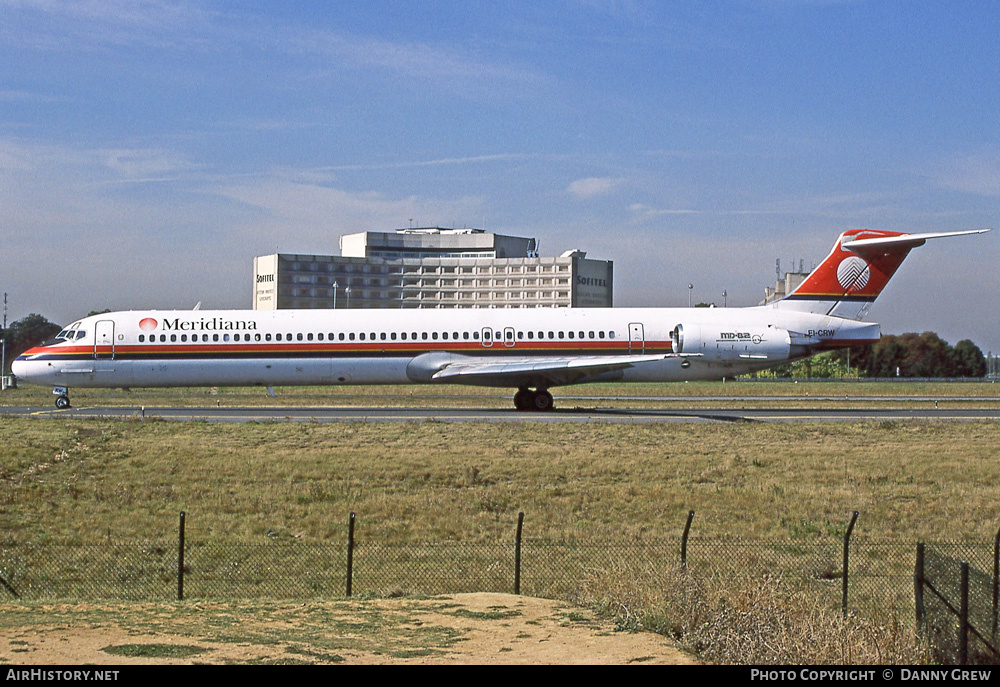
513, 387, 554, 412
53, 386, 71, 410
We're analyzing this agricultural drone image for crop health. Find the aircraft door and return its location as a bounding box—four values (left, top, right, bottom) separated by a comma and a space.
94, 320, 115, 360
628, 322, 644, 353
480, 327, 494, 348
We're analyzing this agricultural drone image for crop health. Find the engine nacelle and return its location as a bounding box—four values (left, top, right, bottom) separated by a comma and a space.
670, 323, 792, 363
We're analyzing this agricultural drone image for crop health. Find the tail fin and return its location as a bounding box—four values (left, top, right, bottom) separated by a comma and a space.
775, 229, 990, 318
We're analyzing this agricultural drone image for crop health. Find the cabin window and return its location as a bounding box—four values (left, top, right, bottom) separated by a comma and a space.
317, 333, 323, 341
568, 331, 574, 339
441, 332, 448, 340
527, 331, 533, 339
473, 331, 479, 340
297, 333, 304, 341
421, 332, 428, 340
380, 333, 387, 341
401, 332, 407, 340
359, 333, 366, 341
212, 334, 219, 342
339, 333, 345, 341
138, 335, 145, 343
390, 333, 397, 340
432, 332, 439, 340
265, 334, 272, 341
307, 333, 314, 341
170, 334, 177, 342
579, 331, 585, 339
349, 333, 355, 341
223, 334, 230, 342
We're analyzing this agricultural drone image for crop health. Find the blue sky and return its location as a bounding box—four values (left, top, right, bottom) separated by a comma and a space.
2, 1, 998, 351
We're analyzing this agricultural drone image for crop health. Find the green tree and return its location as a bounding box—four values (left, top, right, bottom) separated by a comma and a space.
4, 314, 61, 374
951, 339, 987, 377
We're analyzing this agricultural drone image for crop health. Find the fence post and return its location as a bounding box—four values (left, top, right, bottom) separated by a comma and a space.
681, 510, 695, 570
842, 511, 859, 618
960, 562, 970, 665
514, 512, 524, 595
177, 511, 186, 601
993, 524, 999, 640
346, 512, 355, 598
915, 542, 925, 633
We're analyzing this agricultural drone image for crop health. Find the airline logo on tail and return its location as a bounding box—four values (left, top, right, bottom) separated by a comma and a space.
836, 256, 870, 291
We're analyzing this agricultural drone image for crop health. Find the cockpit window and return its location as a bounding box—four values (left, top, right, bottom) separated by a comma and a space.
56, 330, 71, 340
75, 331, 87, 340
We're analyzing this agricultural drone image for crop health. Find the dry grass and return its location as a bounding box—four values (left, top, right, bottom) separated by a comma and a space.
581, 562, 932, 665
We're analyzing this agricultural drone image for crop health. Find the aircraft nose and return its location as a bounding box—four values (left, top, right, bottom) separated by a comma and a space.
10, 355, 29, 379
10, 350, 42, 383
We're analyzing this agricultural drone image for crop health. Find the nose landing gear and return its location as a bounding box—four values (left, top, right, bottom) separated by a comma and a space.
53, 386, 71, 410
513, 387, 554, 412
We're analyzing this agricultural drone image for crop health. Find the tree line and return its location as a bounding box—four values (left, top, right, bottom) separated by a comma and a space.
768, 332, 988, 379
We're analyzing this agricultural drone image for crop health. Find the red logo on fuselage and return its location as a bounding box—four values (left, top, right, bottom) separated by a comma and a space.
139, 318, 158, 332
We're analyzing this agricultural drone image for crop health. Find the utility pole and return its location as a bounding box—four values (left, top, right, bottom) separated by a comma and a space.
2, 292, 7, 385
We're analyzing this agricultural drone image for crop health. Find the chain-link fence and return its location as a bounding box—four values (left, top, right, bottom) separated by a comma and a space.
917, 544, 1000, 665
1, 512, 997, 637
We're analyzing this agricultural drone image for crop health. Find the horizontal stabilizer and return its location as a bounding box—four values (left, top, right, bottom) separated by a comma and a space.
844, 229, 990, 254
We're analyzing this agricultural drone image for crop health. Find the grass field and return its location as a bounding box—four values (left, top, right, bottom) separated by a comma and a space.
2, 413, 999, 543
2, 380, 998, 664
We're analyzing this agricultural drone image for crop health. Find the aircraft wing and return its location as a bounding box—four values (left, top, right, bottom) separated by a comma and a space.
425, 353, 672, 388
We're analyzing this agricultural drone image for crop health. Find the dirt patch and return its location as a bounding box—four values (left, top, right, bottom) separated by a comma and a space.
0, 593, 697, 665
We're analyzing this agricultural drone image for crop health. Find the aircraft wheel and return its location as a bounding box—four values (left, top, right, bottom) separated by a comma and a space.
55, 395, 71, 410
513, 388, 535, 411
533, 389, 554, 412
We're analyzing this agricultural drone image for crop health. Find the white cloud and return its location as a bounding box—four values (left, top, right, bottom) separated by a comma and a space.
567, 177, 622, 199
932, 153, 1000, 197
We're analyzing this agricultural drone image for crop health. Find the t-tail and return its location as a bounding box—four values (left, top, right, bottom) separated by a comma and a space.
773, 229, 990, 319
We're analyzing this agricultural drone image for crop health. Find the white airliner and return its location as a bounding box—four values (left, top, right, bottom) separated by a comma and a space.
12, 229, 989, 411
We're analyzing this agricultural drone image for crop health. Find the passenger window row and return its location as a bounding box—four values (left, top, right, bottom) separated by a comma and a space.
137, 329, 616, 344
